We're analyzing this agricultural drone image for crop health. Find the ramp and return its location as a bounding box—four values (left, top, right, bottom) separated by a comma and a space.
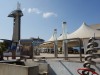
46, 59, 100, 75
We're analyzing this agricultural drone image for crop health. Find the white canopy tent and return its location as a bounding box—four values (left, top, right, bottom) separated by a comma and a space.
68, 22, 100, 38
57, 22, 100, 39
56, 22, 100, 53
47, 32, 62, 48
67, 22, 100, 53
48, 35, 55, 42
40, 22, 100, 53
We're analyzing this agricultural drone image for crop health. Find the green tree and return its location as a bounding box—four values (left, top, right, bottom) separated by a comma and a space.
0, 42, 8, 60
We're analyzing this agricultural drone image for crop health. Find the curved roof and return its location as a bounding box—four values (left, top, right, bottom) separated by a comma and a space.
48, 32, 69, 41
68, 22, 100, 39
48, 22, 100, 42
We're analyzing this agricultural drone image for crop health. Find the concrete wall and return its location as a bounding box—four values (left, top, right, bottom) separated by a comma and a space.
38, 63, 49, 74
24, 61, 49, 74
0, 63, 38, 75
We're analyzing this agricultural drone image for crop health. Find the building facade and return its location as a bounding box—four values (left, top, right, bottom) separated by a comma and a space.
19, 37, 44, 57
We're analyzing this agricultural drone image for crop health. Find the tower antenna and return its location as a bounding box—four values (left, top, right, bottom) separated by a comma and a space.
17, 2, 21, 10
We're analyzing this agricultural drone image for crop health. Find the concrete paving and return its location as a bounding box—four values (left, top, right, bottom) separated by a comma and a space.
34, 53, 85, 58
46, 59, 100, 75
3, 53, 100, 75
34, 53, 100, 75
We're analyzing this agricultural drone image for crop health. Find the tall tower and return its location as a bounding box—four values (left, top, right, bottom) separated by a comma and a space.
8, 2, 23, 59
8, 2, 23, 43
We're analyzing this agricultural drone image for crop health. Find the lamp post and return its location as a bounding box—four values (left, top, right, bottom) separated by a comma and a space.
53, 29, 58, 58
62, 22, 68, 60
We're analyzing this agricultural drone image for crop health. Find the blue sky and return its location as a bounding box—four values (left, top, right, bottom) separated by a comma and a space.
0, 0, 100, 41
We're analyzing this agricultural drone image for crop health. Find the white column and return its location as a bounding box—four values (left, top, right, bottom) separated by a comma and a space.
53, 29, 58, 57
62, 22, 68, 60
82, 39, 89, 54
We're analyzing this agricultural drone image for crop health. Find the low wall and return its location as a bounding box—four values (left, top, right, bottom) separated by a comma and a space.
24, 61, 49, 75
0, 63, 39, 75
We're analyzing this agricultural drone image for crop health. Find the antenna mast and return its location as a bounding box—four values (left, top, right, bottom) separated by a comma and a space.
17, 2, 21, 10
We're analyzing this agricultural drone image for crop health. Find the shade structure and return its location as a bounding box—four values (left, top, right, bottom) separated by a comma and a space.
48, 35, 58, 42
68, 22, 100, 39
41, 22, 100, 49
39, 42, 53, 48
57, 22, 100, 40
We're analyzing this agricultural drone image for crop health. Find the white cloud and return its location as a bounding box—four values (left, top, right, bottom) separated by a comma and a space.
32, 8, 41, 14
23, 8, 57, 18
28, 8, 32, 13
43, 12, 57, 18
28, 8, 41, 14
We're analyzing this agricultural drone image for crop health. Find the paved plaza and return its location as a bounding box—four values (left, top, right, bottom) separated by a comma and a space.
3, 53, 100, 75
34, 53, 100, 63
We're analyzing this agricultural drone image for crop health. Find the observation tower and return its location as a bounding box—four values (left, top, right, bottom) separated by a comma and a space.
8, 2, 23, 43
8, 2, 23, 59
